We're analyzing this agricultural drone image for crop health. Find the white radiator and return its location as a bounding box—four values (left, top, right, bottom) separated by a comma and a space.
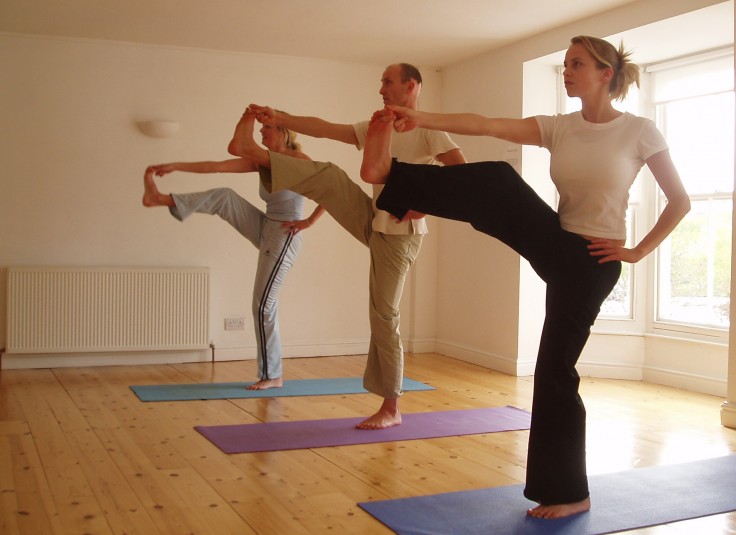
6, 266, 209, 354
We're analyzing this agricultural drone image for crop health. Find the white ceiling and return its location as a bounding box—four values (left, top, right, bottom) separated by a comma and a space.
0, 0, 644, 67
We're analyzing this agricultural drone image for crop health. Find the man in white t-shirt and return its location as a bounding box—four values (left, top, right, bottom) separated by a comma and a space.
247, 64, 465, 429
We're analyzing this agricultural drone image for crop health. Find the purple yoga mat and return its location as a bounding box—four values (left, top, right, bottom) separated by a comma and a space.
195, 405, 531, 454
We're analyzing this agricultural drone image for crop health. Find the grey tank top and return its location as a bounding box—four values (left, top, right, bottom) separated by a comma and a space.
260, 182, 305, 221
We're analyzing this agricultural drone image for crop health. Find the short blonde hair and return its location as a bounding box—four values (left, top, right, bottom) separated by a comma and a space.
571, 35, 640, 101
280, 127, 301, 152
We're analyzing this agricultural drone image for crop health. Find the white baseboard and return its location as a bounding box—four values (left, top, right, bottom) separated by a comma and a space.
2, 335, 728, 401
0, 349, 214, 369
0, 338, 371, 369
433, 340, 528, 376
576, 360, 644, 381
405, 337, 436, 354
720, 401, 736, 429
424, 338, 727, 399
643, 365, 727, 397
209, 340, 370, 362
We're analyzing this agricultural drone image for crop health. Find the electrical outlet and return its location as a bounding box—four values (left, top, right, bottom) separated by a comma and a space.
224, 317, 246, 330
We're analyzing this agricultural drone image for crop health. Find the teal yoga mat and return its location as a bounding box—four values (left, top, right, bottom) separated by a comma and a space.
130, 377, 433, 401
359, 454, 736, 534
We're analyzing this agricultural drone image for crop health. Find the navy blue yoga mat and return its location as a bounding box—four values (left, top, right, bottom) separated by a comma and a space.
130, 377, 433, 401
196, 406, 531, 453
359, 454, 736, 535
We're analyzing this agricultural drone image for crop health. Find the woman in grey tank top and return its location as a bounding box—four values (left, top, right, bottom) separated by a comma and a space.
142, 117, 324, 390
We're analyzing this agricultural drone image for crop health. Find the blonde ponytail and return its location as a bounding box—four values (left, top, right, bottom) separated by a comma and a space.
571, 35, 640, 101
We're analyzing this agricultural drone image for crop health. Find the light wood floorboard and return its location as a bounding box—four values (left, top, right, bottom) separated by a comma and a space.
1, 353, 735, 534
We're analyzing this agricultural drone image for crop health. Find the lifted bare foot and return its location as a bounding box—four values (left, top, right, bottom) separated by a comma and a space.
142, 168, 173, 207
360, 109, 394, 184
246, 377, 284, 390
527, 497, 591, 519
356, 398, 401, 430
227, 110, 270, 167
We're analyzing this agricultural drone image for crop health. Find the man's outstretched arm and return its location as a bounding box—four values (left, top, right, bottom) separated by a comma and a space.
249, 104, 359, 146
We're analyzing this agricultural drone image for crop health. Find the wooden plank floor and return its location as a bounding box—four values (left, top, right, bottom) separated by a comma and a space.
1, 352, 735, 534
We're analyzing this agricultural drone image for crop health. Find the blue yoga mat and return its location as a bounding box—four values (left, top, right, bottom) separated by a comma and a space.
130, 377, 433, 401
359, 454, 736, 534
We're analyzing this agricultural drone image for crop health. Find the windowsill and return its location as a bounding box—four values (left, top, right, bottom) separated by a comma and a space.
590, 327, 728, 346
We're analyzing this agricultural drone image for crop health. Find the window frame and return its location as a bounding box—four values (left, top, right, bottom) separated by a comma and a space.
648, 50, 733, 342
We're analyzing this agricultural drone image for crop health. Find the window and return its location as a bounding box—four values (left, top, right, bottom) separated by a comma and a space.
650, 52, 734, 333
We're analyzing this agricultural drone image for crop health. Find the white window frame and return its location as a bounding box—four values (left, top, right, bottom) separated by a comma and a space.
648, 48, 733, 343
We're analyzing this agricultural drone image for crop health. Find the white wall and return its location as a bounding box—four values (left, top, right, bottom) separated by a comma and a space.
0, 33, 443, 366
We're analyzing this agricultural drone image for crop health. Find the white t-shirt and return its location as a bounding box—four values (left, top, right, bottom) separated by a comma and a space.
535, 111, 669, 240
353, 121, 459, 235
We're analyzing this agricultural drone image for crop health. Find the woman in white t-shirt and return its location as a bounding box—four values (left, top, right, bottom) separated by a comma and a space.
360, 35, 691, 520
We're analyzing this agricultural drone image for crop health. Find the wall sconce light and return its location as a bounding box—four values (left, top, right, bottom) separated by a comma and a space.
137, 120, 180, 138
